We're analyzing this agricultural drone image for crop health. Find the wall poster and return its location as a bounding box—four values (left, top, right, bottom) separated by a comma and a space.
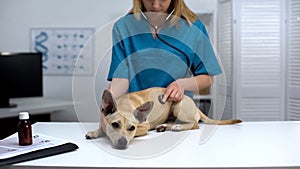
30, 27, 94, 75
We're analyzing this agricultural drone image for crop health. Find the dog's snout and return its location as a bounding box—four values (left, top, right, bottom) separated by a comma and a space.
116, 137, 128, 149
158, 94, 165, 104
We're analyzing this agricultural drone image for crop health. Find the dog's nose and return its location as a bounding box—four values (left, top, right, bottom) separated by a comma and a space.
116, 137, 128, 149
158, 94, 165, 104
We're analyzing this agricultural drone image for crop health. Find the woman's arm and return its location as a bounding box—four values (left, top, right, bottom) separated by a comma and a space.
162, 74, 213, 102
108, 78, 129, 99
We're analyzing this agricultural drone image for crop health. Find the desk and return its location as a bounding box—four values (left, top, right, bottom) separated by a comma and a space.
2, 121, 300, 169
0, 98, 74, 139
0, 97, 74, 118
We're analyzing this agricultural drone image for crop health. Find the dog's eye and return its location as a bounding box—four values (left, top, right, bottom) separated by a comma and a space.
111, 122, 120, 129
128, 126, 135, 131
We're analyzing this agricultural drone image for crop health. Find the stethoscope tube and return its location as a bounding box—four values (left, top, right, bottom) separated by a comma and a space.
140, 10, 191, 76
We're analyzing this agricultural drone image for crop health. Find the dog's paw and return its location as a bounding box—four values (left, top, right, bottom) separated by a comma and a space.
155, 124, 167, 132
171, 124, 182, 132
85, 130, 101, 139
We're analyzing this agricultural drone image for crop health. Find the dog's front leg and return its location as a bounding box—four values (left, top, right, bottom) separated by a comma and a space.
86, 113, 107, 139
85, 126, 105, 139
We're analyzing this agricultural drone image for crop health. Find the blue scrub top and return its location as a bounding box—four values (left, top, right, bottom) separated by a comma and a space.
107, 14, 222, 93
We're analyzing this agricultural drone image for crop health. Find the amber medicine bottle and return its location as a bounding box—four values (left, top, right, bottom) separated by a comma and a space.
18, 112, 32, 146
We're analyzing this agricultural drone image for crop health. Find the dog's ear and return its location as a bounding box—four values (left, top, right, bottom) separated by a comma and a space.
101, 89, 117, 116
133, 101, 154, 123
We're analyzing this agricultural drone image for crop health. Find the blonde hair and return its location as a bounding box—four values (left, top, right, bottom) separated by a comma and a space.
129, 0, 198, 25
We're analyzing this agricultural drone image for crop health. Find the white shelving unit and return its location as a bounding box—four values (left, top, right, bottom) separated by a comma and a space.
193, 12, 216, 115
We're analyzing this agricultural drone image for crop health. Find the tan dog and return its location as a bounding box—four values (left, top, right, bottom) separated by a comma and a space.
86, 87, 241, 149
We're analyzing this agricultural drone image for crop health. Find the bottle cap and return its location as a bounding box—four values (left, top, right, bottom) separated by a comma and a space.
19, 112, 29, 120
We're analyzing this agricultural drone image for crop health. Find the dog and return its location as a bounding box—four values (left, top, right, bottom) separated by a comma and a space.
85, 87, 242, 149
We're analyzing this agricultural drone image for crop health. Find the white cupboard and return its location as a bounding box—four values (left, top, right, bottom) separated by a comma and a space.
217, 0, 300, 121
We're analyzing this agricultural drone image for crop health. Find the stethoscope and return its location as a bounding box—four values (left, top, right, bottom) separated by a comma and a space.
139, 9, 191, 75
140, 9, 175, 34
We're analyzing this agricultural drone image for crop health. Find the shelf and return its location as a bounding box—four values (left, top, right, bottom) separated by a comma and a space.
193, 94, 211, 100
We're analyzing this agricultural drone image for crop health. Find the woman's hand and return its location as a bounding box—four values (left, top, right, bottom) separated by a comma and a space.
162, 75, 213, 103
162, 80, 184, 102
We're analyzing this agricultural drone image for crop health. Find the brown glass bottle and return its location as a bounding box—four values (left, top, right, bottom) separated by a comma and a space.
18, 112, 32, 146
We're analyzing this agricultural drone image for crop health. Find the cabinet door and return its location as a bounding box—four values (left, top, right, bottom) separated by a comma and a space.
235, 0, 285, 121
287, 0, 300, 120
216, 0, 235, 120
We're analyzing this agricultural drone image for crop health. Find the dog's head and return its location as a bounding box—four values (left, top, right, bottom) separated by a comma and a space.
100, 89, 153, 149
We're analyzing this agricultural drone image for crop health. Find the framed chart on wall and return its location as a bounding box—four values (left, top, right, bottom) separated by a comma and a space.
30, 27, 95, 76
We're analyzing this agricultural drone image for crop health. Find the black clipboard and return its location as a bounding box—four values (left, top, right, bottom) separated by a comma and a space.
0, 142, 78, 166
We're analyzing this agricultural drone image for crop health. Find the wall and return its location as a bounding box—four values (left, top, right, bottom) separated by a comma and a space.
185, 0, 217, 12
0, 0, 217, 122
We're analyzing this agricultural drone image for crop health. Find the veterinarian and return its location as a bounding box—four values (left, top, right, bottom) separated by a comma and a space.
107, 0, 222, 102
